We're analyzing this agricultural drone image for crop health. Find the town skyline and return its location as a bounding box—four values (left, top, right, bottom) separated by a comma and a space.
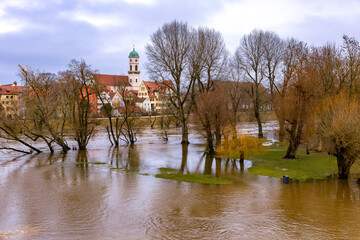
1, 0, 360, 84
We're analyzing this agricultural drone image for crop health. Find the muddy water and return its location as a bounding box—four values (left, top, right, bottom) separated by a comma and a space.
0, 123, 360, 240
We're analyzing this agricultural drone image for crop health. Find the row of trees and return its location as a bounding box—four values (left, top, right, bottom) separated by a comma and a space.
1, 20, 360, 179
0, 59, 142, 153
146, 20, 360, 179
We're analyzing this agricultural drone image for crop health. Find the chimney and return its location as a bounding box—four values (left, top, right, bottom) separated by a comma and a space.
13, 81, 17, 86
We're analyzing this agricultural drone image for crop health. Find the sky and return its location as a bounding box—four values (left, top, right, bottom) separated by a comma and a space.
1, 0, 360, 84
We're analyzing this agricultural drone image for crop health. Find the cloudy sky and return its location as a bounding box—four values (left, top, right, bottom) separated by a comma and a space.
1, 0, 360, 84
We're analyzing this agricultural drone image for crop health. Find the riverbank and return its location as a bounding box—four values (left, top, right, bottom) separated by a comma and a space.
248, 142, 360, 181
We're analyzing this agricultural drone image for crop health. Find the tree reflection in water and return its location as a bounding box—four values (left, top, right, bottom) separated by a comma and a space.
108, 145, 140, 172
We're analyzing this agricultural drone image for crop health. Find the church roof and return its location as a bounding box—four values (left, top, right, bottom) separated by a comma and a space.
93, 74, 129, 87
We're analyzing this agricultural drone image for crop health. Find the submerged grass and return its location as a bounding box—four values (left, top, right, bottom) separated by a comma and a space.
156, 168, 231, 184
247, 144, 360, 181
155, 173, 231, 184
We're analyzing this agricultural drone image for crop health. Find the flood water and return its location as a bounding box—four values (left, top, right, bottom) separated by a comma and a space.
1, 122, 360, 240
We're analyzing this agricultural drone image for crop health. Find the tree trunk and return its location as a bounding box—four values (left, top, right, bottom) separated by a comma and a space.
240, 151, 245, 171
284, 121, 302, 159
180, 143, 188, 174
278, 119, 285, 142
204, 154, 213, 175
215, 122, 222, 149
284, 132, 300, 159
255, 108, 263, 138
181, 121, 189, 144
337, 152, 355, 179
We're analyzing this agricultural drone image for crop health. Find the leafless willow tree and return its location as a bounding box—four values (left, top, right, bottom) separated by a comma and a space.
146, 20, 194, 144
317, 93, 360, 179
281, 46, 321, 159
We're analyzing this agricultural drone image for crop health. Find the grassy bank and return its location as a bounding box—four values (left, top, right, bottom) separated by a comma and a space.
248, 143, 360, 181
155, 168, 231, 184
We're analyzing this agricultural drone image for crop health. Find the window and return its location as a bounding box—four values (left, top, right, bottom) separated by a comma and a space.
130, 59, 132, 62
135, 59, 138, 62
6, 101, 9, 105
130, 65, 132, 71
135, 78, 137, 83
141, 87, 145, 91
6, 96, 8, 99
135, 65, 138, 71
10, 96, 13, 99
130, 78, 132, 83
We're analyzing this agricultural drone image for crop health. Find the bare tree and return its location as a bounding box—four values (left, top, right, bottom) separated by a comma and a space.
146, 20, 194, 144
0, 116, 42, 154
274, 38, 304, 141
282, 46, 320, 158
234, 29, 266, 138
191, 27, 228, 153
117, 87, 140, 145
19, 67, 70, 152
262, 31, 284, 97
311, 43, 342, 95
67, 59, 97, 150
92, 76, 127, 146
341, 35, 360, 96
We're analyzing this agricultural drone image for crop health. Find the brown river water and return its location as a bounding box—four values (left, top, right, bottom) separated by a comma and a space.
0, 122, 360, 240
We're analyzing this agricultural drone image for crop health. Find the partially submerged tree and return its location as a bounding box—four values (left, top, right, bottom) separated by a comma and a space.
93, 76, 125, 146
191, 27, 228, 153
146, 20, 194, 144
317, 93, 360, 179
20, 67, 70, 152
66, 59, 97, 150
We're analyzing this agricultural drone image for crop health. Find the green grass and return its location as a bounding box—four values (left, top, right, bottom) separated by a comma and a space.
158, 167, 178, 173
247, 146, 353, 181
155, 173, 231, 184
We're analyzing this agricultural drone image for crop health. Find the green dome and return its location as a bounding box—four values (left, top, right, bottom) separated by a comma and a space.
129, 47, 139, 58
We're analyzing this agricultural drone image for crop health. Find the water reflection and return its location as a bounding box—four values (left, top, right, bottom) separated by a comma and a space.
1, 124, 360, 239
108, 145, 140, 172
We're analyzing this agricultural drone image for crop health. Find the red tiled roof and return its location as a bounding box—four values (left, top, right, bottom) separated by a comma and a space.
0, 85, 26, 95
109, 91, 116, 99
143, 80, 174, 95
94, 74, 129, 87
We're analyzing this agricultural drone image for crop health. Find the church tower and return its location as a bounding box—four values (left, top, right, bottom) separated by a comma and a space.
128, 45, 141, 89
